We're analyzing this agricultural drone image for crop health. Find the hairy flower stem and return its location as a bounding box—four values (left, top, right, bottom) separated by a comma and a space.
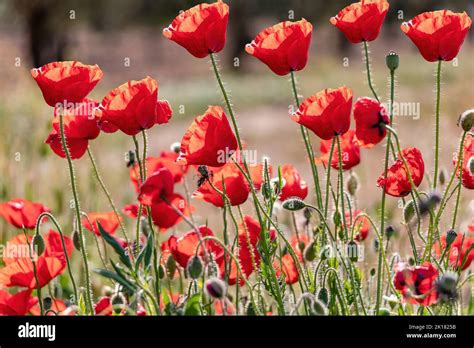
87, 147, 129, 244
336, 136, 349, 241
362, 41, 380, 102
58, 112, 94, 315
433, 60, 442, 190
324, 139, 336, 219
290, 71, 323, 210
24, 229, 43, 315
209, 53, 264, 225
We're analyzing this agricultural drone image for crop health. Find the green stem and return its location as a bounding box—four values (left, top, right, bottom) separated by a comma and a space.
58, 112, 94, 315
324, 138, 336, 219
433, 60, 442, 190
363, 41, 380, 102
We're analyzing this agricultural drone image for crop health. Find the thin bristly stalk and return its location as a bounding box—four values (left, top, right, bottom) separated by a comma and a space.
87, 146, 129, 244
24, 229, 43, 316
362, 41, 380, 102
433, 60, 442, 190
290, 70, 323, 210
324, 138, 336, 219
58, 111, 94, 315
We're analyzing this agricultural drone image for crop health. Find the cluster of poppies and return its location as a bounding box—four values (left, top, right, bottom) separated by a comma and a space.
1, 0, 473, 315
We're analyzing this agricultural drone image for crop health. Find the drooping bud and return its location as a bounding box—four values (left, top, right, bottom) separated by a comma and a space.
369, 268, 376, 277
317, 287, 329, 306
435, 272, 458, 303
385, 225, 396, 240
403, 200, 415, 223
458, 109, 474, 132
347, 240, 359, 262
158, 264, 165, 279
304, 241, 316, 262
346, 172, 359, 196
320, 245, 332, 261
72, 230, 81, 251
187, 255, 203, 280
311, 299, 328, 316
445, 229, 458, 247
438, 168, 447, 186
303, 207, 312, 221
126, 150, 136, 168
170, 142, 181, 154
204, 277, 227, 299
43, 297, 52, 311
32, 234, 45, 256
282, 197, 306, 211
418, 191, 441, 216
166, 255, 176, 278
386, 51, 399, 71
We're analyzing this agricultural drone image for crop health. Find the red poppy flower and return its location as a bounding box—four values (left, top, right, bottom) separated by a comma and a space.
52, 98, 100, 140
0, 289, 37, 316
193, 161, 249, 207
344, 210, 370, 241
81, 212, 122, 236
393, 262, 438, 306
45, 130, 89, 159
245, 19, 313, 76
167, 226, 222, 268
274, 254, 299, 285
434, 233, 474, 271
353, 97, 389, 147
150, 193, 191, 232
401, 10, 472, 62
0, 198, 50, 229
94, 296, 114, 316
31, 61, 103, 107
0, 230, 73, 289
454, 134, 473, 189
122, 204, 148, 219
138, 168, 175, 205
163, 1, 229, 58
249, 161, 273, 190
291, 87, 353, 140
130, 151, 187, 192
279, 164, 308, 201
317, 130, 361, 170
178, 106, 237, 167
94, 76, 172, 136
377, 147, 425, 197
330, 0, 389, 44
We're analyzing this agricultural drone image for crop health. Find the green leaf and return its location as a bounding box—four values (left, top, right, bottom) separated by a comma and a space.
184, 294, 201, 316
94, 268, 136, 293
98, 221, 132, 269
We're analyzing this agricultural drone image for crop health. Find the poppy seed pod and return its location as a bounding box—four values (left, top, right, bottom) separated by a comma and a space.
311, 299, 328, 316
458, 109, 474, 132
72, 230, 81, 251
438, 168, 447, 186
32, 234, 45, 256
187, 255, 204, 280
386, 51, 399, 71
385, 225, 396, 240
205, 277, 227, 299
304, 241, 316, 262
346, 172, 359, 196
282, 197, 306, 211
43, 297, 52, 311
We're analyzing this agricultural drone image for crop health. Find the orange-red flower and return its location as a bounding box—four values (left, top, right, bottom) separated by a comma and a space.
291, 87, 353, 140
0, 198, 50, 230
0, 230, 73, 289
344, 210, 370, 241
274, 254, 299, 284
130, 151, 187, 192
178, 106, 237, 167
31, 61, 103, 107
353, 97, 389, 147
245, 19, 313, 76
81, 212, 122, 236
330, 0, 389, 44
0, 289, 37, 316
149, 193, 191, 232
45, 130, 89, 160
249, 161, 273, 190
95, 76, 172, 136
138, 168, 175, 205
377, 147, 425, 197
401, 10, 472, 62
393, 262, 438, 306
454, 134, 473, 189
317, 130, 361, 170
193, 161, 249, 207
279, 164, 308, 201
434, 233, 474, 271
163, 1, 229, 58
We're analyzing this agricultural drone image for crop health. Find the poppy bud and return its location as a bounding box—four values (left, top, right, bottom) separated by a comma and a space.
304, 241, 316, 262
347, 240, 358, 262
205, 277, 227, 299
378, 308, 391, 316
72, 230, 81, 251
158, 264, 165, 279
385, 225, 396, 240
403, 200, 415, 223
370, 268, 376, 277
458, 109, 474, 132
317, 287, 329, 305
408, 257, 415, 266
438, 168, 447, 186
282, 197, 306, 211
386, 51, 399, 71
187, 255, 203, 280
311, 299, 328, 316
469, 157, 474, 176
140, 216, 150, 237
445, 229, 458, 247
333, 211, 341, 226
246, 302, 257, 316
418, 191, 441, 216
32, 234, 45, 256
320, 245, 332, 260
170, 142, 181, 154
166, 255, 176, 278
436, 272, 458, 303
43, 297, 52, 311
346, 172, 359, 196
126, 150, 136, 168
303, 207, 312, 221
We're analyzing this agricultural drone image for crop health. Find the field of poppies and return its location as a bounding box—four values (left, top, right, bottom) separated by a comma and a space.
0, 0, 473, 318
